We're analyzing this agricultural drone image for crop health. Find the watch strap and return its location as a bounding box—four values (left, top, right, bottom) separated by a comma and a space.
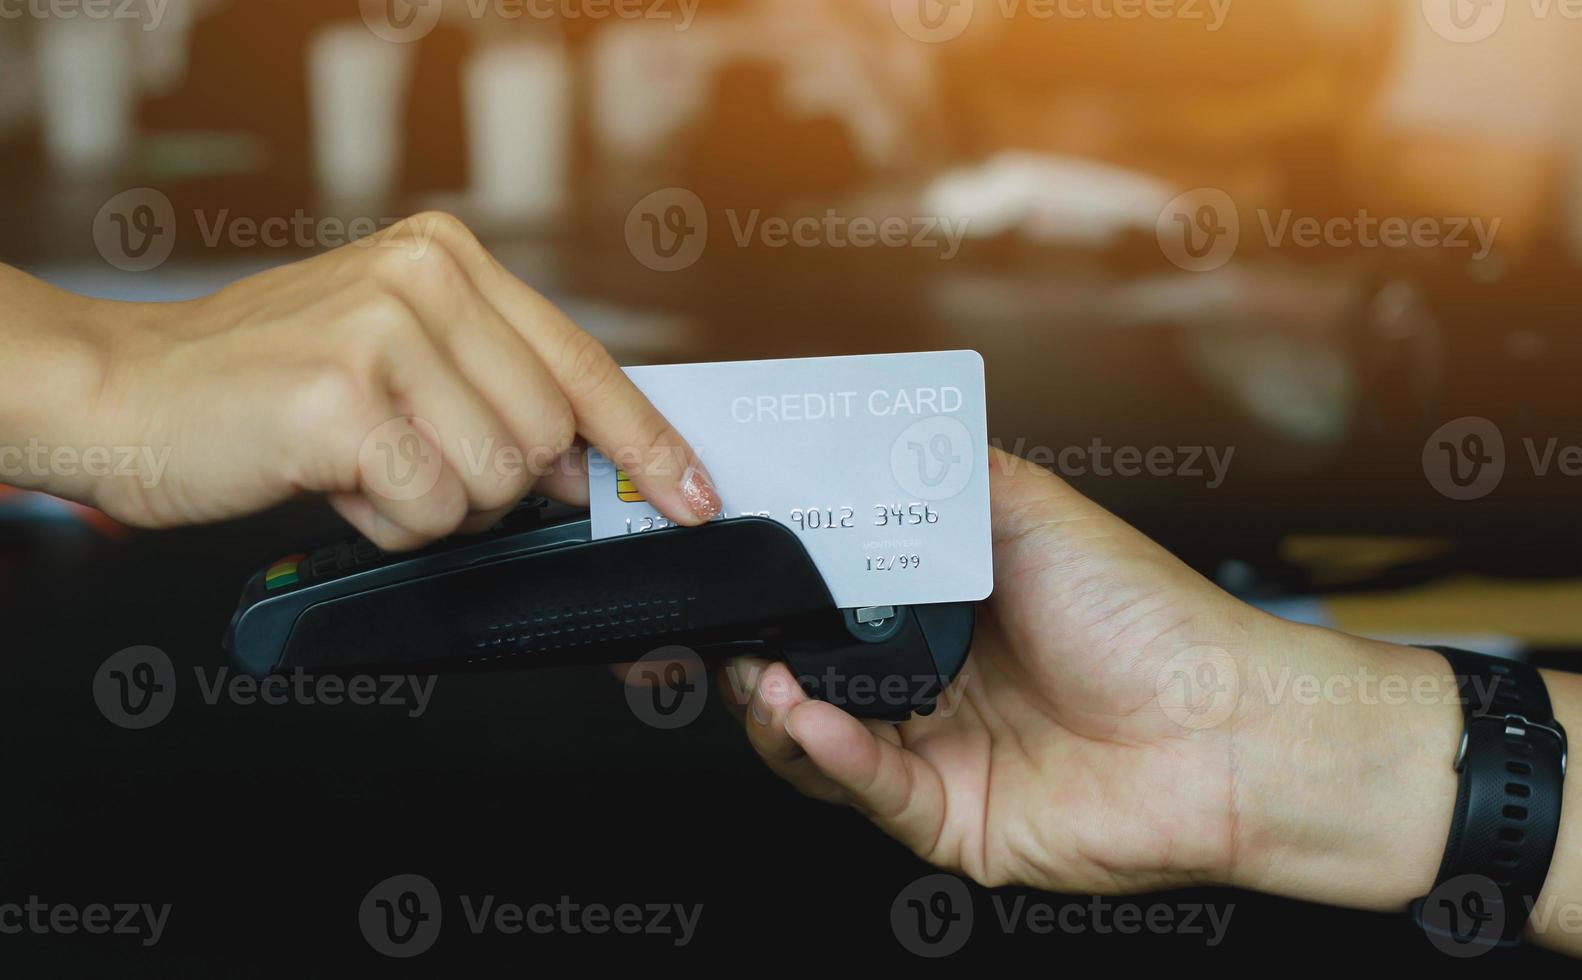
1411, 647, 1567, 949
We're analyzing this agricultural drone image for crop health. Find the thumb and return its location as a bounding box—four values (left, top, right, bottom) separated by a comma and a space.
783, 700, 948, 858
988, 447, 1116, 545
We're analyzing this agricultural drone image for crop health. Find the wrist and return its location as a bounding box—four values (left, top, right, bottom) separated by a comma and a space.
0, 265, 128, 501
1225, 617, 1464, 911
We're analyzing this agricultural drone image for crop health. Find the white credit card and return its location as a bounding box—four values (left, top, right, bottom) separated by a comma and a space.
587, 351, 992, 609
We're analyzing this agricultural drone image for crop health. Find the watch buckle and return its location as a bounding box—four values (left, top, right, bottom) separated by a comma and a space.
1455, 712, 1569, 777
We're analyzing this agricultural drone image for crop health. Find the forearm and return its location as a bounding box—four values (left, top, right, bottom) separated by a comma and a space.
1229, 618, 1581, 954
1533, 670, 1582, 954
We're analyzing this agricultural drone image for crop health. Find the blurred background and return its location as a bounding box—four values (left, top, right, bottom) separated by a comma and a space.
2, 0, 1582, 970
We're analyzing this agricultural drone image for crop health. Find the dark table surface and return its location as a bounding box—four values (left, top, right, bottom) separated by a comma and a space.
3, 498, 1576, 973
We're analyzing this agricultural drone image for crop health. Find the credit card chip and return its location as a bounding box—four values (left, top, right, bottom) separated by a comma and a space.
616, 470, 645, 503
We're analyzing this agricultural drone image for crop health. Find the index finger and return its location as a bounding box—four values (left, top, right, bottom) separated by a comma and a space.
416, 213, 721, 526
534, 322, 720, 526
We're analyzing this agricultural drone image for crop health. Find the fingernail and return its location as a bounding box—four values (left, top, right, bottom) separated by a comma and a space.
750, 692, 770, 726
679, 465, 722, 522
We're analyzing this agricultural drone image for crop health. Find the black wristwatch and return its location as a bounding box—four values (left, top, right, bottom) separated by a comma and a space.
1411, 647, 1568, 951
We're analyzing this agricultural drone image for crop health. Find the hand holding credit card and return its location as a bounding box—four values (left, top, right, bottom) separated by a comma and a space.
588, 351, 992, 608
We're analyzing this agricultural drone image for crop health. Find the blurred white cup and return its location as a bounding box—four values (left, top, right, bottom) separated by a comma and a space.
37, 17, 136, 174
307, 23, 414, 204
463, 40, 572, 224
